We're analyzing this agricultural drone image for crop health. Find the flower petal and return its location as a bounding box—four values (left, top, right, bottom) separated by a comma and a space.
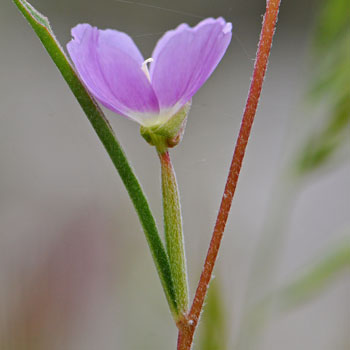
67, 24, 160, 124
150, 18, 232, 110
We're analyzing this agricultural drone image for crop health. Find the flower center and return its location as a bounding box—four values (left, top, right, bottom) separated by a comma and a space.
141, 58, 153, 82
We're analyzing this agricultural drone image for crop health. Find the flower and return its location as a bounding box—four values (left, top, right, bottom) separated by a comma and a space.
67, 18, 232, 129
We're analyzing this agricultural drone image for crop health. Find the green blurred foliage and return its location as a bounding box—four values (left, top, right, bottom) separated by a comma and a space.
274, 238, 350, 310
296, 0, 349, 174
313, 0, 349, 49
236, 2, 349, 347
197, 279, 227, 350
236, 237, 350, 350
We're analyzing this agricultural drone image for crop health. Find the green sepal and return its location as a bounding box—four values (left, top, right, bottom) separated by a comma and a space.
140, 101, 191, 151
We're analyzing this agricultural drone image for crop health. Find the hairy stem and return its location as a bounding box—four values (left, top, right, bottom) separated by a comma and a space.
159, 150, 189, 316
177, 0, 282, 348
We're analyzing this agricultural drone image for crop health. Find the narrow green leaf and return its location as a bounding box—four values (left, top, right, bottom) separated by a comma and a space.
236, 239, 350, 350
197, 279, 227, 350
274, 239, 350, 310
295, 0, 350, 175
12, 0, 178, 317
313, 0, 349, 51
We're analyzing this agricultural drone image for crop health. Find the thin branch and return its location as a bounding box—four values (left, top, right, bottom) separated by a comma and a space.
177, 0, 282, 348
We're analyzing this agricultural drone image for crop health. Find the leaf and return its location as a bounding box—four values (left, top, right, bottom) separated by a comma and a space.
313, 0, 349, 51
295, 0, 350, 174
274, 239, 350, 310
197, 279, 227, 350
236, 238, 350, 350
12, 0, 178, 317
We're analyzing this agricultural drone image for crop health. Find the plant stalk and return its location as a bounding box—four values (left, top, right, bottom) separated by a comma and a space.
159, 150, 189, 316
177, 0, 282, 348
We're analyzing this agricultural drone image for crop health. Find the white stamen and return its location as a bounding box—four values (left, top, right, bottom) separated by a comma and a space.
141, 58, 154, 82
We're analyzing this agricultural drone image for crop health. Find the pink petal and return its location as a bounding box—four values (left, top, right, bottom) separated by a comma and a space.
67, 24, 160, 123
150, 18, 232, 110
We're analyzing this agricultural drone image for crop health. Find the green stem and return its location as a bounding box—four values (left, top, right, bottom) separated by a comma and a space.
158, 149, 189, 316
12, 0, 178, 318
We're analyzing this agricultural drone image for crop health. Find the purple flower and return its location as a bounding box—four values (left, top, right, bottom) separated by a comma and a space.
67, 18, 232, 127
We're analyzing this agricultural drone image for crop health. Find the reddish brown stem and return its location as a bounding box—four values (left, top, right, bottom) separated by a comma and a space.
177, 1, 282, 349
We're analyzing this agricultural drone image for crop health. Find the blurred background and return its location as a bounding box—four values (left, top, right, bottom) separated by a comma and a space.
0, 0, 349, 349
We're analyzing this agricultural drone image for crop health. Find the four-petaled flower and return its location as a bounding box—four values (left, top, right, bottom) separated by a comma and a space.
67, 18, 232, 128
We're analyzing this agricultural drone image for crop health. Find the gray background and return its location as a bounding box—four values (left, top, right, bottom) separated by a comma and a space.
0, 0, 349, 349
